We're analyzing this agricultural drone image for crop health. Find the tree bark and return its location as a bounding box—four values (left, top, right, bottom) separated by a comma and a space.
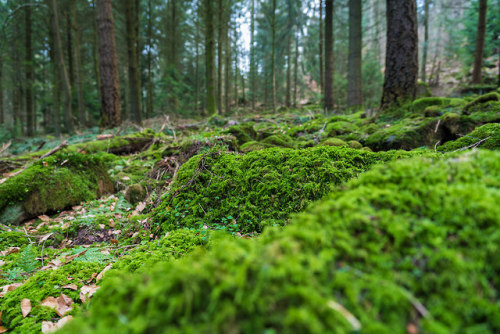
347, 0, 363, 108
294, 30, 299, 107
25, 1, 34, 136
48, 14, 61, 136
0, 57, 3, 125
66, 11, 75, 88
381, 0, 418, 109
319, 0, 324, 96
471, 0, 488, 84
205, 0, 217, 115
146, 0, 154, 118
50, 0, 74, 133
217, 0, 224, 113
324, 0, 334, 112
420, 0, 430, 82
72, 0, 86, 128
224, 12, 231, 114
250, 0, 256, 110
271, 0, 277, 113
96, 0, 121, 128
125, 0, 142, 123
91, 0, 101, 126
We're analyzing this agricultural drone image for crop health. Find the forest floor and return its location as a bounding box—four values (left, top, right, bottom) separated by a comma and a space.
0, 88, 499, 333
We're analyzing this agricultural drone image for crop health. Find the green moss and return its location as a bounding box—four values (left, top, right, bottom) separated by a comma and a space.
416, 80, 432, 98
321, 138, 348, 147
463, 92, 500, 113
0, 152, 114, 225
347, 140, 362, 149
62, 150, 500, 333
225, 123, 257, 145
325, 121, 358, 137
412, 97, 450, 113
287, 116, 327, 137
438, 123, 500, 152
124, 184, 147, 205
0, 261, 105, 333
240, 141, 274, 152
260, 134, 295, 148
0, 231, 28, 249
151, 146, 414, 234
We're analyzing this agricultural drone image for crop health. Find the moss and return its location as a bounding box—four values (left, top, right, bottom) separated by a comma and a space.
0, 261, 105, 333
239, 141, 274, 152
0, 231, 28, 249
260, 134, 295, 148
423, 105, 443, 117
321, 138, 348, 147
347, 140, 362, 149
416, 80, 432, 97
124, 184, 147, 205
151, 146, 414, 234
463, 92, 500, 113
412, 97, 450, 114
287, 116, 327, 137
225, 123, 257, 145
0, 152, 114, 225
438, 123, 500, 152
325, 121, 358, 137
62, 150, 500, 333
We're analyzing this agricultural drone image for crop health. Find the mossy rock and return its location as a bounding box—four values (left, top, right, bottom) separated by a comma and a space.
463, 92, 500, 114
225, 123, 258, 145
347, 140, 362, 149
124, 184, 147, 205
325, 121, 358, 137
438, 123, 500, 152
416, 80, 432, 98
423, 105, 443, 117
62, 150, 500, 333
287, 117, 327, 137
150, 146, 416, 234
412, 97, 450, 114
260, 134, 295, 148
0, 152, 114, 225
321, 138, 348, 147
240, 141, 274, 152
439, 113, 476, 140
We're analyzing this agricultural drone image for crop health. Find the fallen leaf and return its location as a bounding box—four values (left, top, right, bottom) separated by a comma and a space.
21, 298, 31, 318
62, 284, 78, 291
110, 239, 118, 244
64, 250, 87, 264
55, 294, 73, 317
96, 264, 113, 281
407, 323, 419, 334
99, 224, 105, 230
38, 215, 50, 222
86, 273, 97, 283
56, 315, 73, 328
0, 260, 4, 266
109, 219, 115, 227
41, 296, 58, 309
38, 233, 54, 244
0, 326, 6, 333
41, 321, 55, 333
97, 134, 113, 140
60, 222, 71, 230
0, 283, 23, 297
80, 284, 100, 303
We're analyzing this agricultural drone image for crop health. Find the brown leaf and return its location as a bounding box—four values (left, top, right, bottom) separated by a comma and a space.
62, 284, 78, 291
110, 239, 118, 244
0, 260, 5, 267
86, 273, 97, 283
79, 284, 100, 303
41, 296, 58, 309
109, 219, 115, 227
64, 250, 87, 264
55, 294, 73, 317
38, 215, 50, 222
38, 233, 54, 244
41, 321, 56, 333
407, 323, 419, 334
60, 222, 71, 230
97, 134, 113, 140
21, 298, 31, 318
0, 326, 7, 333
0, 283, 23, 298
96, 264, 113, 282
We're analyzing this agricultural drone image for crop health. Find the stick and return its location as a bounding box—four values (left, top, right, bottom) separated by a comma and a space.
0, 140, 11, 155
453, 136, 491, 152
40, 140, 68, 159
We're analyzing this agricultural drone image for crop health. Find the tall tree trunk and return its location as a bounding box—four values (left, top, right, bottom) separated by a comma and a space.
48, 15, 61, 136
319, 0, 324, 95
126, 0, 142, 123
96, 0, 121, 128
234, 25, 238, 109
0, 57, 2, 125
250, 0, 256, 110
224, 14, 231, 114
146, 0, 153, 118
294, 30, 299, 107
50, 0, 74, 133
471, 0, 488, 84
195, 7, 200, 114
271, 0, 277, 113
286, 33, 291, 107
72, 0, 86, 128
205, 0, 217, 115
91, 0, 101, 126
66, 11, 75, 88
25, 1, 34, 136
217, 0, 224, 113
420, 0, 430, 82
347, 0, 363, 108
324, 0, 334, 112
381, 0, 418, 109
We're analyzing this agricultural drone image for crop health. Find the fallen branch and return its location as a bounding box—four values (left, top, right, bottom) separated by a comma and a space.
0, 140, 11, 155
453, 136, 491, 152
40, 141, 68, 159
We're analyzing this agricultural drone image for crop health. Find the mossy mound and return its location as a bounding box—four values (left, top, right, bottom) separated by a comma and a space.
0, 152, 114, 225
225, 123, 258, 145
321, 138, 348, 147
151, 146, 415, 234
412, 97, 450, 113
62, 150, 500, 333
438, 123, 500, 152
259, 134, 296, 148
240, 141, 274, 152
463, 92, 500, 113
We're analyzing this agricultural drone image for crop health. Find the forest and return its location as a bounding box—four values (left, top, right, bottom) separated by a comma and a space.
0, 0, 499, 332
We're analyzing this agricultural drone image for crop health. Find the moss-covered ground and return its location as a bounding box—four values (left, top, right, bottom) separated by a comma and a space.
0, 94, 498, 333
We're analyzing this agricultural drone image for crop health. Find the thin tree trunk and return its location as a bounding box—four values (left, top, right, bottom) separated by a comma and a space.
217, 0, 224, 113
96, 0, 121, 128
195, 7, 200, 113
319, 0, 324, 96
50, 0, 73, 133
224, 13, 231, 114
72, 0, 86, 128
205, 0, 217, 115
294, 30, 299, 107
381, 0, 418, 109
25, 1, 34, 136
324, 0, 334, 112
271, 0, 277, 113
66, 12, 75, 88
347, 0, 363, 108
0, 57, 3, 125
146, 0, 153, 118
91, 0, 101, 126
420, 0, 430, 82
250, 0, 256, 110
471, 0, 488, 84
286, 33, 291, 107
125, 0, 142, 123
234, 26, 238, 109
48, 16, 61, 136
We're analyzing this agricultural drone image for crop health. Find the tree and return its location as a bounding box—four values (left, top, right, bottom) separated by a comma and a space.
319, 0, 324, 96
347, 0, 362, 108
205, 0, 217, 115
72, 0, 86, 127
324, 0, 334, 112
271, 0, 277, 112
25, 1, 34, 136
381, 0, 418, 109
96, 0, 121, 128
471, 0, 488, 84
250, 0, 256, 110
420, 0, 430, 82
125, 0, 142, 123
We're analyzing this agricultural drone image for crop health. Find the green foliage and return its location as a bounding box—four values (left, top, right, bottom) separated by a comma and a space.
151, 146, 417, 234
61, 150, 500, 333
0, 231, 28, 249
